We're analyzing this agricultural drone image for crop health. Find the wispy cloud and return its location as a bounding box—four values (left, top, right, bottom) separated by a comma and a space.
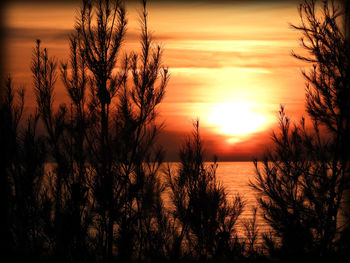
3, 26, 74, 42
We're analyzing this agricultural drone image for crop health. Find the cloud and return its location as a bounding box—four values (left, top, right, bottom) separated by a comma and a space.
3, 26, 73, 43
164, 48, 302, 70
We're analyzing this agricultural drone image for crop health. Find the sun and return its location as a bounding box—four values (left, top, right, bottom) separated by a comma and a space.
207, 102, 266, 142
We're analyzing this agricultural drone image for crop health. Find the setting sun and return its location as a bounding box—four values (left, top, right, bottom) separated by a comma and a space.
208, 102, 265, 142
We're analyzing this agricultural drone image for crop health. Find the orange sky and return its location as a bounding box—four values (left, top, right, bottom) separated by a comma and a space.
3, 0, 311, 161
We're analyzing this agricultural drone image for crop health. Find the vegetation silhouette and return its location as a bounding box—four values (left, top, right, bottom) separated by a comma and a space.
1, 0, 349, 262
166, 120, 245, 262
250, 0, 350, 261
75, 0, 127, 261
0, 77, 47, 262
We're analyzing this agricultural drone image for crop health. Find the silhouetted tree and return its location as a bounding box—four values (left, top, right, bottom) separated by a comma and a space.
0, 76, 49, 262
291, 0, 350, 249
291, 0, 350, 145
242, 206, 261, 260
252, 107, 338, 260
293, 0, 350, 256
0, 77, 24, 261
75, 0, 127, 261
0, 77, 20, 260
60, 31, 93, 263
31, 39, 77, 261
113, 0, 168, 261
167, 121, 244, 262
73, 0, 169, 262
252, 1, 350, 260
251, 0, 350, 260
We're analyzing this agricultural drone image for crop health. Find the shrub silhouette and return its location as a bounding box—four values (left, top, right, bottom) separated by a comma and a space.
167, 120, 244, 262
75, 0, 127, 260
251, 0, 350, 261
0, 76, 50, 262
112, 0, 169, 259
291, 0, 350, 248
60, 31, 93, 263
0, 0, 169, 262
65, 0, 167, 261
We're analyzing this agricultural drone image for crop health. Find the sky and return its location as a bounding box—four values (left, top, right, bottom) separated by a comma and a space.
2, 0, 312, 161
